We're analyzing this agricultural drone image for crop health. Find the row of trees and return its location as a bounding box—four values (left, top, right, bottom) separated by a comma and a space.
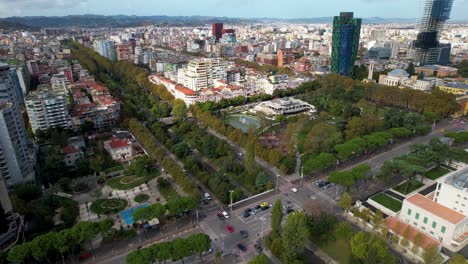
329, 164, 371, 192
132, 196, 198, 222
128, 119, 198, 197
8, 219, 113, 263
126, 233, 211, 264
445, 131, 468, 144
378, 138, 452, 192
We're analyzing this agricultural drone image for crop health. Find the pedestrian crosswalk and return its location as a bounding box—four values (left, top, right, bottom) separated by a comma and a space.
237, 244, 256, 257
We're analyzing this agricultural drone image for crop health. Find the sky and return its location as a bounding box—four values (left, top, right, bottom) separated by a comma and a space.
0, 0, 467, 20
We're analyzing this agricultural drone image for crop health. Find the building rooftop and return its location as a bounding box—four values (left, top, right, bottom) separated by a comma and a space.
388, 69, 410, 77
439, 166, 468, 192
385, 216, 440, 249
443, 82, 468, 90
406, 193, 465, 224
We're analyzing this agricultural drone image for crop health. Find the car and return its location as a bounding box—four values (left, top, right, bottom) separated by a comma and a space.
255, 244, 263, 254
202, 248, 213, 255
260, 202, 269, 208
204, 193, 212, 200
226, 225, 234, 233
242, 208, 252, 218
240, 230, 248, 238
237, 243, 247, 252
253, 205, 262, 214
222, 211, 230, 219
286, 208, 294, 214
291, 187, 298, 193
217, 213, 225, 220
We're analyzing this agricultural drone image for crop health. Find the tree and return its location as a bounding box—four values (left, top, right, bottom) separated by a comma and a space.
449, 254, 467, 264
271, 199, 283, 236
281, 212, 308, 262
7, 243, 30, 263
173, 142, 191, 158
350, 231, 368, 260
304, 122, 342, 154
406, 62, 415, 76
372, 210, 384, 229
338, 192, 352, 212
423, 246, 441, 264
171, 238, 190, 264
303, 153, 336, 175
80, 120, 95, 134
244, 136, 256, 175
172, 99, 187, 121
329, 171, 355, 191
334, 222, 353, 240
187, 234, 211, 264
255, 172, 268, 190
132, 207, 154, 222
248, 253, 270, 264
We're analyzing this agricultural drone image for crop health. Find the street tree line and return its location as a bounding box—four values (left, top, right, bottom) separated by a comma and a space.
7, 219, 114, 263
132, 196, 198, 223
126, 233, 211, 264
128, 119, 199, 198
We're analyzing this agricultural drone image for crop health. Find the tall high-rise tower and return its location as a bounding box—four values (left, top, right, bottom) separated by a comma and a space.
0, 64, 34, 187
212, 23, 223, 43
331, 12, 362, 77
411, 0, 453, 65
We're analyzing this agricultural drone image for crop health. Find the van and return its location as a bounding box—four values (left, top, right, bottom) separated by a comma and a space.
204, 192, 212, 200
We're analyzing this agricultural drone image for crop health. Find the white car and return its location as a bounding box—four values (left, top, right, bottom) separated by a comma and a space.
291, 187, 298, 193
222, 211, 230, 219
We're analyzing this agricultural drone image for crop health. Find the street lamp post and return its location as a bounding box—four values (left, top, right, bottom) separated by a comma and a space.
229, 190, 234, 212
300, 166, 303, 187
276, 174, 279, 193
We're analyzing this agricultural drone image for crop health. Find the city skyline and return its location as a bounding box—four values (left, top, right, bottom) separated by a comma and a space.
0, 0, 467, 20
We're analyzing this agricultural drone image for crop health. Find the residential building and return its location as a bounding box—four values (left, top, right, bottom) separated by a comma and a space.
0, 102, 34, 186
294, 57, 312, 72
104, 136, 133, 161
93, 40, 116, 60
434, 166, 468, 215
331, 12, 362, 77
26, 60, 39, 76
50, 72, 71, 95
179, 58, 228, 92
116, 44, 133, 61
25, 87, 71, 131
62, 145, 83, 169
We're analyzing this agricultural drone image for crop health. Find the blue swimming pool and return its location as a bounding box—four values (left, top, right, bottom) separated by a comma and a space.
120, 203, 149, 225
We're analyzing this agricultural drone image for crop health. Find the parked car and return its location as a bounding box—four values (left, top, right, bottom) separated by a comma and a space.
222, 211, 230, 219
240, 230, 248, 238
291, 187, 298, 193
286, 208, 294, 214
242, 208, 252, 218
217, 213, 225, 220
204, 192, 212, 200
253, 205, 262, 214
237, 243, 247, 252
226, 225, 234, 233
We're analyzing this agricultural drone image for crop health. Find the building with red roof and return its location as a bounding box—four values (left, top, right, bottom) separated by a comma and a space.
104, 136, 133, 161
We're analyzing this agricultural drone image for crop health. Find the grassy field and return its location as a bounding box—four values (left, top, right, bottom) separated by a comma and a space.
426, 167, 450, 180
134, 194, 150, 203
90, 198, 128, 215
371, 193, 403, 212
393, 180, 424, 195
107, 173, 158, 190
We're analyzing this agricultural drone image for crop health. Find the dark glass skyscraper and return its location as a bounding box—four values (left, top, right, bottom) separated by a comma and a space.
411, 0, 453, 65
212, 23, 223, 43
331, 12, 361, 77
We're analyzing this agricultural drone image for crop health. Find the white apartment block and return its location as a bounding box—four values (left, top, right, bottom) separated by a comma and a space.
0, 102, 34, 187
51, 72, 71, 95
25, 89, 71, 132
435, 167, 468, 216
180, 58, 228, 91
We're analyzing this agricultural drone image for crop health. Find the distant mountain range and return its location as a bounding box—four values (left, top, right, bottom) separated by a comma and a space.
0, 14, 465, 30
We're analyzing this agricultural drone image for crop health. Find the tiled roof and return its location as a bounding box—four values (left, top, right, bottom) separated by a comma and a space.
406, 193, 465, 224
108, 136, 131, 149
385, 216, 440, 249
62, 145, 80, 155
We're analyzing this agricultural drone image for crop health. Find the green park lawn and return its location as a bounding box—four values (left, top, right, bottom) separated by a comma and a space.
107, 173, 158, 190
134, 194, 150, 203
371, 193, 403, 212
90, 198, 128, 215
426, 167, 450, 180
393, 180, 424, 195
